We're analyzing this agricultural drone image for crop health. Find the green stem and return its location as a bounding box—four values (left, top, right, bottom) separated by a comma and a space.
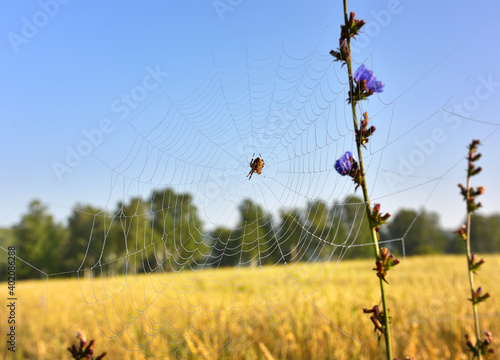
465, 169, 482, 359
341, 1, 392, 358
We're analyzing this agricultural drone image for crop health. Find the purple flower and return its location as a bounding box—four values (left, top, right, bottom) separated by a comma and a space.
354, 64, 384, 93
335, 151, 353, 175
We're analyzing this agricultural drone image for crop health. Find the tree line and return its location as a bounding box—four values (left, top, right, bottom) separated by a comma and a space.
2, 187, 499, 279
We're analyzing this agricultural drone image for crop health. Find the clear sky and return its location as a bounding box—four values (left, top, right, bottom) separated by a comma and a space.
1, 0, 500, 231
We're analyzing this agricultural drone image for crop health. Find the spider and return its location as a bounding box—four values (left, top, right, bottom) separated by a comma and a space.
247, 153, 264, 180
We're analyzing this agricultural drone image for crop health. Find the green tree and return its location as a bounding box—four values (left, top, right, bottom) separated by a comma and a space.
150, 188, 207, 271
111, 196, 156, 275
236, 199, 276, 266
304, 200, 338, 262
277, 209, 305, 263
337, 195, 372, 259
385, 209, 448, 255
63, 204, 108, 275
208, 227, 240, 268
13, 200, 68, 279
469, 213, 500, 253
0, 228, 14, 243
0, 228, 15, 278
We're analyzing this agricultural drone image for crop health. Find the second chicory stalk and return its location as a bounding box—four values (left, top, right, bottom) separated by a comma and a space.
454, 140, 495, 358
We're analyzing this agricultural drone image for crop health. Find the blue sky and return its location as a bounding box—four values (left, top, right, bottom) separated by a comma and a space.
1, 0, 500, 231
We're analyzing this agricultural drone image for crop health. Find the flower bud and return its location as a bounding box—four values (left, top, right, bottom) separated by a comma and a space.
76, 331, 87, 347
454, 225, 467, 241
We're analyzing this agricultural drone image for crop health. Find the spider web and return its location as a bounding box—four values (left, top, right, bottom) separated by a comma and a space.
81, 45, 369, 356
6, 32, 500, 358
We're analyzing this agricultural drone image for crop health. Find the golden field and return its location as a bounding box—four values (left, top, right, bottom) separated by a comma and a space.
2, 255, 499, 359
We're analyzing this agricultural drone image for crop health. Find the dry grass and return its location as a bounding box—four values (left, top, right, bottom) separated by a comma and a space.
1, 255, 499, 359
